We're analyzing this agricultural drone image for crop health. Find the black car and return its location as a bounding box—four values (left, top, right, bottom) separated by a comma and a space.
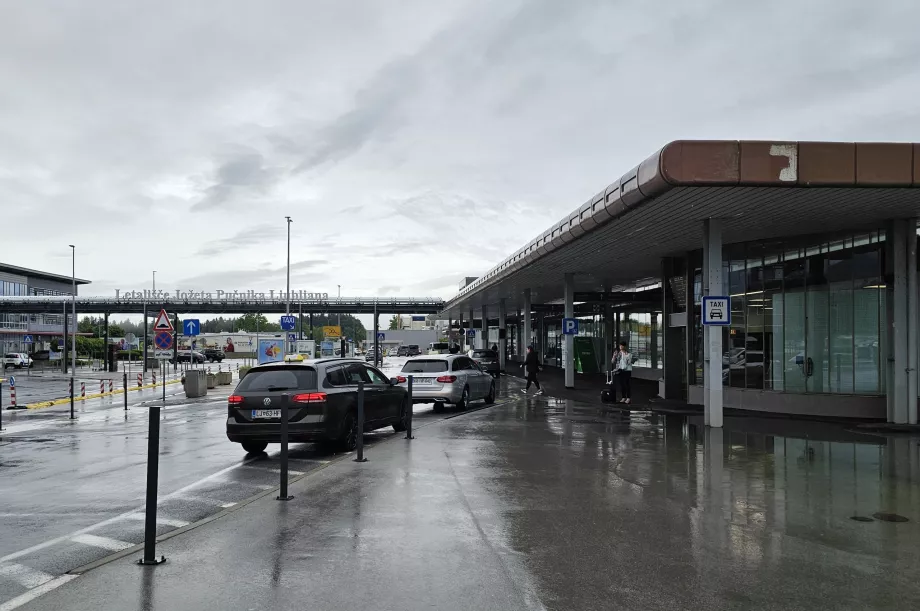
202, 347, 225, 363
171, 350, 206, 364
397, 346, 410, 357
471, 349, 500, 376
226, 358, 408, 454
405, 344, 421, 356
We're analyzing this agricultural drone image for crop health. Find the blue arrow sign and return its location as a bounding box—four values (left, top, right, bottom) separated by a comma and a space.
280, 315, 296, 330
562, 317, 578, 335
22, 335, 33, 343
183, 319, 200, 336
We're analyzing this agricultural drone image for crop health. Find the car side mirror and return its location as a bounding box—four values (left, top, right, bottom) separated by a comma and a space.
389, 377, 399, 386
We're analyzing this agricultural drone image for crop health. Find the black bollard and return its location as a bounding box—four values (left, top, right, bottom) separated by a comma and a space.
123, 372, 128, 411
277, 394, 292, 501
354, 382, 367, 462
405, 375, 414, 440
138, 403, 165, 565
69, 377, 75, 420
161, 363, 166, 404
1, 381, 4, 430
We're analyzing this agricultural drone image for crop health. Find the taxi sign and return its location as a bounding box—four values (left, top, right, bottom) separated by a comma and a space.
284, 354, 305, 362
702, 296, 730, 325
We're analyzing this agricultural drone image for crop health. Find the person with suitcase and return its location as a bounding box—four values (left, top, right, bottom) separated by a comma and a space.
613, 341, 634, 404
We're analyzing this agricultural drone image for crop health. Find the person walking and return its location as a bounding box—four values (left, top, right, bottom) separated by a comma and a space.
612, 341, 633, 403
522, 345, 544, 395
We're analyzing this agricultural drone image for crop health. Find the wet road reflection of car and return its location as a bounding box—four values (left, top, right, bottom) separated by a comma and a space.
397, 355, 494, 413
226, 358, 408, 454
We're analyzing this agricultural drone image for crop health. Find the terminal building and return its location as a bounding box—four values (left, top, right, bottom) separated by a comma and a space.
441, 140, 920, 425
0, 262, 91, 355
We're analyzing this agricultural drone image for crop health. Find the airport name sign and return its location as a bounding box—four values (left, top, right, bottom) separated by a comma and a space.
114, 289, 330, 301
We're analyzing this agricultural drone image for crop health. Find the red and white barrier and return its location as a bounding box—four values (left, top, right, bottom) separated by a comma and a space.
152, 371, 157, 385
9, 378, 16, 407
109, 379, 114, 393
80, 382, 86, 398
137, 373, 142, 388
100, 380, 105, 395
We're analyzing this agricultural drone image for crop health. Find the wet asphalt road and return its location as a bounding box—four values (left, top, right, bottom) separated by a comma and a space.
0, 357, 460, 607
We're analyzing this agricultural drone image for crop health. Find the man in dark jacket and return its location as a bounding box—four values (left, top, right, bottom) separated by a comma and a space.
523, 345, 544, 395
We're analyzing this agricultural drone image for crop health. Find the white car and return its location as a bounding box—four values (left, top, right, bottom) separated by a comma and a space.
3, 353, 33, 369
396, 354, 495, 413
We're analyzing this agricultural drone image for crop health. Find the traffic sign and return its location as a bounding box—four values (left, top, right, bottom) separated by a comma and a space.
154, 332, 173, 350
183, 319, 200, 336
153, 309, 174, 332
466, 329, 476, 339
562, 317, 578, 335
324, 325, 342, 339
280, 315, 296, 330
376, 332, 385, 341
22, 335, 33, 343
155, 350, 173, 360
703, 296, 730, 325
125, 333, 136, 343
288, 333, 297, 342
9, 376, 15, 386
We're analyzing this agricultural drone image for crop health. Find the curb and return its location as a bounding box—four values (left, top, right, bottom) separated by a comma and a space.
24, 379, 184, 410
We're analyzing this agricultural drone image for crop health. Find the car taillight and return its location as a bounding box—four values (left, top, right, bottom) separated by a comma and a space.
292, 392, 327, 404
436, 375, 457, 383
397, 376, 407, 383
228, 395, 243, 405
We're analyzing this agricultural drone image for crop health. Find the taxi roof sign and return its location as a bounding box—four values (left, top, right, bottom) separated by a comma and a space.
284, 354, 305, 362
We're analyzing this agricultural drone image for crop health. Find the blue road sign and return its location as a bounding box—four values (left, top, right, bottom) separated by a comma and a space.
377, 332, 385, 341
466, 329, 476, 339
154, 332, 173, 350
8, 376, 15, 386
280, 315, 296, 330
702, 296, 731, 325
288, 333, 296, 342
22, 335, 33, 343
562, 317, 578, 335
183, 319, 200, 336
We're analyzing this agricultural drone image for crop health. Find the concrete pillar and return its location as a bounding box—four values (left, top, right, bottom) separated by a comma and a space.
498, 298, 507, 371
650, 312, 659, 369
103, 313, 109, 372
564, 273, 575, 389
615, 312, 621, 345
891, 219, 912, 424
142, 304, 148, 373
661, 257, 685, 400
523, 289, 532, 354
703, 219, 723, 428
604, 303, 612, 373
910, 222, 919, 424
481, 304, 489, 350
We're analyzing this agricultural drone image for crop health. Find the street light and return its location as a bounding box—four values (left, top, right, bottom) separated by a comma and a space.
68, 245, 76, 377
285, 216, 292, 353
152, 270, 156, 296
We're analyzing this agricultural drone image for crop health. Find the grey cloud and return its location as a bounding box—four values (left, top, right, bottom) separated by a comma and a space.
196, 224, 283, 257
193, 150, 285, 212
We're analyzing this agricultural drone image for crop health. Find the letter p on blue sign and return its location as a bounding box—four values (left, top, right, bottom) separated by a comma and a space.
562, 317, 578, 335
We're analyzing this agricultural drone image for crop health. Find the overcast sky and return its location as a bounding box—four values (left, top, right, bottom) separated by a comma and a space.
3, 0, 919, 311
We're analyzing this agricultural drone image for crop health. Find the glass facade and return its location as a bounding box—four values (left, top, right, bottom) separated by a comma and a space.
691, 230, 887, 395
621, 312, 662, 368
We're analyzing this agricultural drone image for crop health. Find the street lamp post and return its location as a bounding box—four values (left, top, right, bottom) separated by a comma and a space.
337, 285, 342, 357
285, 216, 292, 354
68, 245, 76, 376
152, 270, 156, 296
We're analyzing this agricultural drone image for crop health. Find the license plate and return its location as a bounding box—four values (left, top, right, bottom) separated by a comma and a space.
251, 409, 281, 419
414, 377, 434, 385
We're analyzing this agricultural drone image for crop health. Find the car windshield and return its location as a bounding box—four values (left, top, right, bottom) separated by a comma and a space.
235, 367, 317, 392
401, 360, 448, 373
472, 350, 497, 358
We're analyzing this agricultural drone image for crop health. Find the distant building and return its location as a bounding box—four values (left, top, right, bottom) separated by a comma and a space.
0, 262, 91, 354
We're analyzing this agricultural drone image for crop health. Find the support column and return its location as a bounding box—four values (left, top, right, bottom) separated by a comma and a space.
615, 312, 621, 345
650, 313, 659, 369
103, 313, 109, 372
523, 289, 532, 353
458, 312, 464, 351
373, 303, 379, 366
481, 304, 489, 350
498, 298, 507, 372
142, 304, 148, 373
910, 221, 919, 425
564, 273, 575, 389
468, 308, 474, 350
891, 219, 910, 423
703, 219, 723, 428
662, 257, 685, 400
62, 302, 69, 374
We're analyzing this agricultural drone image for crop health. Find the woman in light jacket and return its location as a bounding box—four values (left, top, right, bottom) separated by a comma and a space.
613, 341, 633, 404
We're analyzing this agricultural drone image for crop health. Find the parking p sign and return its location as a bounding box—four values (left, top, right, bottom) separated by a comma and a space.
562, 317, 578, 335
702, 296, 730, 325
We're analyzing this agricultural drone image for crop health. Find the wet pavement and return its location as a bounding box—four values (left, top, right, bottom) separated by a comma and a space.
2, 373, 919, 610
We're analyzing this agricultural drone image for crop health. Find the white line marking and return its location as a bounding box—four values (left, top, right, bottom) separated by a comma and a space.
0, 563, 55, 589
0, 458, 256, 564
70, 534, 133, 551
170, 495, 233, 507
124, 513, 189, 528
0, 574, 78, 611
240, 465, 304, 476
220, 503, 237, 508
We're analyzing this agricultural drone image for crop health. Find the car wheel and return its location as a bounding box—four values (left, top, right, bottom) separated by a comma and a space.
392, 400, 408, 432
241, 441, 267, 454
456, 386, 470, 410
337, 412, 358, 452
485, 382, 495, 405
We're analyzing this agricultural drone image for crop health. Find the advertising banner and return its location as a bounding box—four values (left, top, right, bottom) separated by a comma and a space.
258, 339, 284, 364
323, 326, 341, 339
